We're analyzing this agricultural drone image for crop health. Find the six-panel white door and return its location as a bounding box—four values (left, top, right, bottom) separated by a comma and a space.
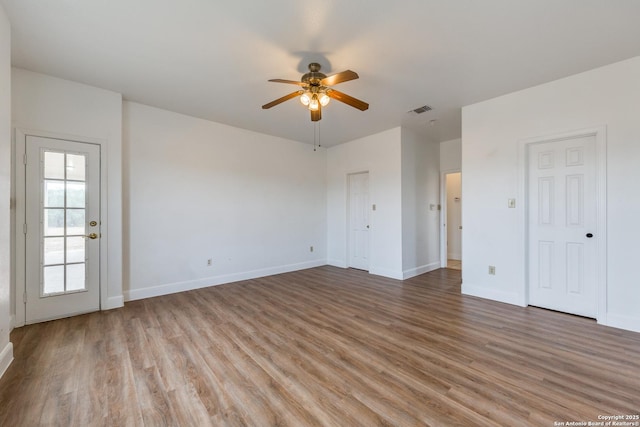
348, 172, 370, 271
528, 135, 597, 318
24, 136, 101, 324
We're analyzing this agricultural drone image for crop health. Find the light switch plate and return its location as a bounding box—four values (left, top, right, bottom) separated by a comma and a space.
508, 198, 516, 208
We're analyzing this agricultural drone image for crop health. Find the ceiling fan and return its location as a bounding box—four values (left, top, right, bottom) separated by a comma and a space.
262, 62, 369, 122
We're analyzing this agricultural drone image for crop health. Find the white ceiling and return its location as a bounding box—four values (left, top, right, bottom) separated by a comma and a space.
3, 1, 640, 146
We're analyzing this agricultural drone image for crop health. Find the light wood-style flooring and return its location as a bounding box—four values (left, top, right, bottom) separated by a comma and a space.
1, 266, 639, 426
447, 259, 462, 270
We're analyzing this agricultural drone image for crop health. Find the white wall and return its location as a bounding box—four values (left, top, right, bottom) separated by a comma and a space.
462, 56, 640, 333
0, 3, 14, 378
123, 102, 326, 300
326, 128, 403, 279
11, 69, 124, 315
440, 138, 462, 171
401, 128, 441, 277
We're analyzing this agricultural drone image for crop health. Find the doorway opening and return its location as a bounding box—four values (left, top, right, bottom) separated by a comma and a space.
441, 171, 462, 270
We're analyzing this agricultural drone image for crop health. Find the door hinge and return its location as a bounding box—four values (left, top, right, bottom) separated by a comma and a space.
23, 223, 27, 234
23, 292, 27, 304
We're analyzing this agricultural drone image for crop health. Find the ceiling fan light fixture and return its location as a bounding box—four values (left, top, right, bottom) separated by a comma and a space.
309, 94, 320, 111
319, 93, 330, 107
300, 92, 311, 106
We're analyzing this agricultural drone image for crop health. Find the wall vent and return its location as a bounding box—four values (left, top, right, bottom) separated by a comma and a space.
409, 105, 433, 114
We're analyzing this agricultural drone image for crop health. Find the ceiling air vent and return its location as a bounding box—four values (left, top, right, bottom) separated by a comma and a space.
409, 105, 433, 114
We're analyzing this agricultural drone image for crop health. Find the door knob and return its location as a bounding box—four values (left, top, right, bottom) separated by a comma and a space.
84, 233, 98, 239
586, 233, 594, 238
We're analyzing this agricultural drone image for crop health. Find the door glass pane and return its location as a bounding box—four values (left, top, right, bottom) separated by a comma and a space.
66, 264, 85, 291
44, 237, 64, 265
66, 182, 85, 208
66, 209, 85, 235
44, 209, 65, 236
66, 154, 86, 181
40, 148, 94, 298
66, 237, 85, 263
44, 151, 65, 179
44, 265, 65, 294
44, 180, 65, 207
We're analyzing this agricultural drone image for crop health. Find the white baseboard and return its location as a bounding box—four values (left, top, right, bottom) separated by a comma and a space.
0, 342, 13, 380
327, 259, 348, 268
403, 262, 441, 280
602, 313, 640, 334
124, 259, 327, 302
369, 267, 404, 281
447, 253, 461, 260
462, 283, 524, 307
103, 295, 124, 310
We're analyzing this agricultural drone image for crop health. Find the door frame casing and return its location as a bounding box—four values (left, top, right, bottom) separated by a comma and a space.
518, 126, 607, 324
14, 128, 109, 326
440, 169, 462, 269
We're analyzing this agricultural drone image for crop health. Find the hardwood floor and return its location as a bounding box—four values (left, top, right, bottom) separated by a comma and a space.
1, 266, 639, 426
446, 259, 462, 270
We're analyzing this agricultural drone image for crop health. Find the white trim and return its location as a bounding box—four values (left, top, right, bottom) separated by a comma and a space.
14, 129, 26, 327
403, 261, 440, 280
104, 295, 124, 310
0, 342, 13, 379
518, 126, 607, 321
9, 314, 14, 331
124, 260, 327, 302
440, 169, 461, 269
602, 314, 640, 334
327, 259, 347, 268
368, 267, 403, 281
462, 283, 524, 307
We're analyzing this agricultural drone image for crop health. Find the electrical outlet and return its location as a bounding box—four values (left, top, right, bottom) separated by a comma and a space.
310, 246, 314, 252
488, 266, 496, 275
207, 258, 213, 267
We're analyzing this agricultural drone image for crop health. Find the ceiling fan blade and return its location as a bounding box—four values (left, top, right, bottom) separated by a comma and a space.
262, 91, 302, 109
320, 70, 359, 86
268, 79, 305, 86
311, 105, 321, 122
326, 89, 369, 111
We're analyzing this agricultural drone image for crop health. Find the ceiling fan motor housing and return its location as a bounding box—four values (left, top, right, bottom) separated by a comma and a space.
302, 63, 327, 86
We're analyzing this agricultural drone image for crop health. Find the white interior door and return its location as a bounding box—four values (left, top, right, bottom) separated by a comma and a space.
528, 135, 597, 318
348, 172, 370, 271
24, 135, 101, 324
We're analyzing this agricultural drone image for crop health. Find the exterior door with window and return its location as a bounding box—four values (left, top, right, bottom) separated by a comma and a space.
23, 135, 101, 324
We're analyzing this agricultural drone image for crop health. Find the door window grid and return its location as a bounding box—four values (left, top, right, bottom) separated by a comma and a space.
41, 150, 87, 296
